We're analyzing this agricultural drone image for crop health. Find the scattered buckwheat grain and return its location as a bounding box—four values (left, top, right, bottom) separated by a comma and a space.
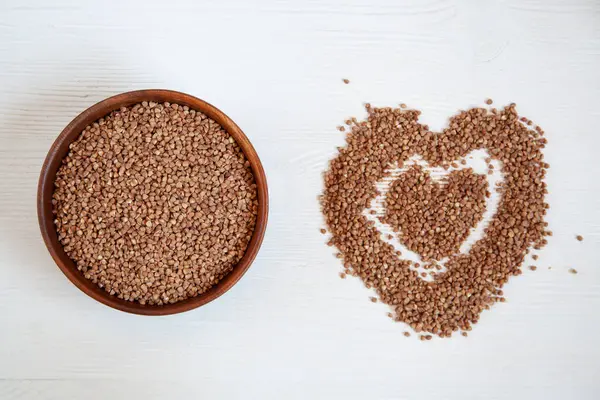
53, 102, 258, 305
569, 268, 578, 274
576, 235, 583, 241
343, 79, 350, 84
321, 101, 550, 337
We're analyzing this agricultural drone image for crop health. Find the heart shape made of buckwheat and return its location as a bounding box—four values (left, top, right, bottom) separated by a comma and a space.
321, 103, 550, 337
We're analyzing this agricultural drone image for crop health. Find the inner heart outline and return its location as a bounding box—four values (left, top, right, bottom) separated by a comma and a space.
363, 149, 504, 281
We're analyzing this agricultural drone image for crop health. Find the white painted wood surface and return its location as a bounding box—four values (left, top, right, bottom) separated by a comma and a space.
1, 0, 599, 399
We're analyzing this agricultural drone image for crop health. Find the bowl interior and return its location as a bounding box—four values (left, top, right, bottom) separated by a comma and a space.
38, 90, 268, 315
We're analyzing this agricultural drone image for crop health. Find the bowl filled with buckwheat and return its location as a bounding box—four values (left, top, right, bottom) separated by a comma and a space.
37, 89, 268, 315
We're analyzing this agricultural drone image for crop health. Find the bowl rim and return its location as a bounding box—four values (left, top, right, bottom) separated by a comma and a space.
37, 89, 269, 315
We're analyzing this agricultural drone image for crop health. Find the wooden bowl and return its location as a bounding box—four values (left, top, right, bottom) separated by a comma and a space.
37, 89, 268, 315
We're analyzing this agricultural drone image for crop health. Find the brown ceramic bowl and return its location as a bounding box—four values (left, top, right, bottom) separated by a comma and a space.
37, 89, 268, 315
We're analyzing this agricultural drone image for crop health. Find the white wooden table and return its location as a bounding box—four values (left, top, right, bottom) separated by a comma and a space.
1, 1, 599, 399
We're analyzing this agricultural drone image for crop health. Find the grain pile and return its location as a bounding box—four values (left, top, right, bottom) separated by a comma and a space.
53, 102, 258, 305
321, 102, 550, 337
381, 165, 489, 261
